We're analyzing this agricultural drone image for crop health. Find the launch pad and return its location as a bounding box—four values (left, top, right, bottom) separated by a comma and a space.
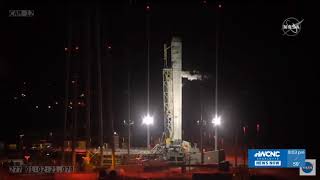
138, 36, 225, 166
85, 36, 225, 168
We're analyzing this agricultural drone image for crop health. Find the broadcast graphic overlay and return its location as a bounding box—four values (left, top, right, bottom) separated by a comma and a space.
248, 149, 305, 168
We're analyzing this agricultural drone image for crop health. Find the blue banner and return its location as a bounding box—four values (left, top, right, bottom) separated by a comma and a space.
248, 149, 305, 168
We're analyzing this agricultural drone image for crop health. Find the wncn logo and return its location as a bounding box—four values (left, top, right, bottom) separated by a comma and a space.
249, 149, 283, 168
254, 151, 280, 158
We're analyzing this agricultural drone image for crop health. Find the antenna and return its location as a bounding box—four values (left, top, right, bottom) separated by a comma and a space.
164, 43, 168, 68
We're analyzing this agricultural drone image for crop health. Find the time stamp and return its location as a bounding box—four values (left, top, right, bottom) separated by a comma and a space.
9, 166, 73, 173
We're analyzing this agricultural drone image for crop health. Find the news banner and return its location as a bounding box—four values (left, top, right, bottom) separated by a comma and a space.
248, 149, 316, 176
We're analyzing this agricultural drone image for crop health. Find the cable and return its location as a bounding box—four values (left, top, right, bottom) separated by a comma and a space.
146, 3, 151, 115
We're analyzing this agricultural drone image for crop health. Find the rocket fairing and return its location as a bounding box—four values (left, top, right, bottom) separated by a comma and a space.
171, 37, 182, 141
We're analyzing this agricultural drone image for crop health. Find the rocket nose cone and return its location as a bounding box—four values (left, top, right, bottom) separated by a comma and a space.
171, 37, 182, 43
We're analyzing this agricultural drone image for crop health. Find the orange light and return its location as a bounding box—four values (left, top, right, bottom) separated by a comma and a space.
82, 156, 91, 162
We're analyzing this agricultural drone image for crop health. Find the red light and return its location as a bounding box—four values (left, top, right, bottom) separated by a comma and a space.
75, 46, 79, 50
257, 123, 260, 132
24, 155, 30, 161
64, 47, 68, 51
146, 5, 150, 11
108, 45, 112, 49
243, 126, 246, 135
218, 4, 222, 8
203, 0, 207, 4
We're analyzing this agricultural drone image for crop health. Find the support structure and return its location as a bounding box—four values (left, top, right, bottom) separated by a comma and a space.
95, 4, 104, 167
62, 14, 72, 165
141, 36, 224, 165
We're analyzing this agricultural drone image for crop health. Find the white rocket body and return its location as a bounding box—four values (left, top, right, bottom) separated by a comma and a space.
163, 37, 202, 142
171, 37, 182, 141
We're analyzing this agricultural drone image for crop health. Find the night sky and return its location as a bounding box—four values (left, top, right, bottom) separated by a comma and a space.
1, 1, 318, 158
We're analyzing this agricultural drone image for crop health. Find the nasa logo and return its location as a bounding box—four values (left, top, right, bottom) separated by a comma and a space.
300, 159, 316, 176
302, 162, 313, 173
282, 17, 304, 36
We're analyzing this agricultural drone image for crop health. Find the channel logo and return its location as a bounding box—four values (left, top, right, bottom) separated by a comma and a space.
254, 151, 280, 158
249, 149, 283, 168
300, 159, 316, 176
248, 149, 305, 168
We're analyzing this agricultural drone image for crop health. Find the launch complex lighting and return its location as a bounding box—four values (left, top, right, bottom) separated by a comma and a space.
142, 114, 154, 148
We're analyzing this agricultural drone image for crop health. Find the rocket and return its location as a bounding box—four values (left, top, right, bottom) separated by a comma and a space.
163, 37, 202, 142
170, 37, 183, 141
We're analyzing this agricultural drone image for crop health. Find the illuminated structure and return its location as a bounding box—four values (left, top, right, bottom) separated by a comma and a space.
155, 37, 224, 165
142, 114, 154, 149
163, 37, 202, 142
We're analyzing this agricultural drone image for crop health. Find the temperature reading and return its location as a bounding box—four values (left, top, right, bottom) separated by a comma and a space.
293, 162, 300, 167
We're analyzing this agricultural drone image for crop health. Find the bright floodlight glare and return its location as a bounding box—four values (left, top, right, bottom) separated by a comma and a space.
142, 114, 154, 125
212, 115, 221, 126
